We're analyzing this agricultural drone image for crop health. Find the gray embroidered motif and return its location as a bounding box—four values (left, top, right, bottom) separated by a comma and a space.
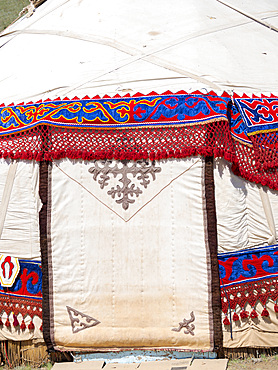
66, 306, 100, 334
172, 311, 195, 336
88, 160, 162, 210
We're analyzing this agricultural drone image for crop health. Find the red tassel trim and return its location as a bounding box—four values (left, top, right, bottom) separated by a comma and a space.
274, 304, 278, 313
223, 316, 230, 326
250, 309, 258, 319
28, 320, 35, 330
233, 312, 239, 321
5, 318, 10, 327
13, 314, 19, 327
20, 319, 26, 330
261, 307, 270, 317
240, 310, 249, 319
40, 323, 43, 331
0, 317, 3, 326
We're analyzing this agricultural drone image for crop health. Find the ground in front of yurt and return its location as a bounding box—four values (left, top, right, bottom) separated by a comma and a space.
228, 355, 278, 369
0, 364, 51, 370
1, 357, 278, 369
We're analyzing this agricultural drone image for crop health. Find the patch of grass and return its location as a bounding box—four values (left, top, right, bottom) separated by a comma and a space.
0, 363, 52, 370
0, 0, 29, 31
261, 353, 267, 361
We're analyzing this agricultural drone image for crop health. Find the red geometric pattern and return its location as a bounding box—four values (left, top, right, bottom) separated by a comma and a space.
1, 92, 278, 191
0, 295, 42, 319
0, 120, 236, 163
221, 277, 278, 315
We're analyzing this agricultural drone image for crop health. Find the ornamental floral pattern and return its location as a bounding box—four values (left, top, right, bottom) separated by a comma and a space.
88, 160, 161, 210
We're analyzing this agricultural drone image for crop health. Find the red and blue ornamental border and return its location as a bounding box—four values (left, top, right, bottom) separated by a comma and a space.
219, 245, 278, 324
0, 260, 42, 331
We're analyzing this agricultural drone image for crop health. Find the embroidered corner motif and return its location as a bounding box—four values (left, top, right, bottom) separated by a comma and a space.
88, 159, 162, 210
235, 98, 278, 136
172, 311, 195, 335
66, 306, 100, 334
0, 255, 20, 287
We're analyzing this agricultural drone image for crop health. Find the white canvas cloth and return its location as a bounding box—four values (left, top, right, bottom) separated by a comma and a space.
214, 158, 278, 253
0, 313, 42, 342
0, 159, 42, 340
222, 301, 278, 348
48, 157, 213, 351
0, 0, 278, 105
215, 158, 278, 348
0, 159, 41, 259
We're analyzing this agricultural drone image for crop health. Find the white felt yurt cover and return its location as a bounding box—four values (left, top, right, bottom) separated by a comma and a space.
0, 0, 278, 104
0, 0, 278, 352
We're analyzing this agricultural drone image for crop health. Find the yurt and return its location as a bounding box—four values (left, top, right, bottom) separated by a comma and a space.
0, 0, 278, 364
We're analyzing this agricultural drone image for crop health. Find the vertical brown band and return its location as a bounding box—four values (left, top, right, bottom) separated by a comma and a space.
39, 160, 53, 351
204, 156, 224, 358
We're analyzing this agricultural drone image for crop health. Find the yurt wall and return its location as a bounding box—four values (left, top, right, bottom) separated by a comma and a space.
0, 0, 278, 363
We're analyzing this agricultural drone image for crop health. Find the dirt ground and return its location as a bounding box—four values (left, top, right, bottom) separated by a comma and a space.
228, 355, 278, 369
1, 357, 278, 369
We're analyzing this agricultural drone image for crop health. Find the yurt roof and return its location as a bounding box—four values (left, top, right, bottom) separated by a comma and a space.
0, 0, 278, 104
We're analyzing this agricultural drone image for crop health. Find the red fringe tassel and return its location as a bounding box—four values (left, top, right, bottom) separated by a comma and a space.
261, 307, 270, 317
240, 310, 249, 319
223, 316, 230, 326
232, 312, 239, 322
28, 320, 35, 331
20, 319, 26, 330
250, 309, 258, 319
13, 314, 19, 327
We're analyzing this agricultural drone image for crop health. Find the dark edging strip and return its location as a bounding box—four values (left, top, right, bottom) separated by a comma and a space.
204, 156, 224, 358
39, 160, 53, 351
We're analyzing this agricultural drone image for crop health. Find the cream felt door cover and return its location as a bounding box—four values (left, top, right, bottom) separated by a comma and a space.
47, 157, 214, 351
0, 159, 41, 259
